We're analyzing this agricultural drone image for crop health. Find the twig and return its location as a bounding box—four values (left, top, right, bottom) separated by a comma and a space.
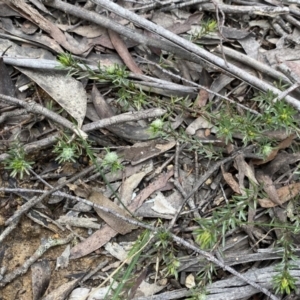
43, 0, 196, 62
0, 93, 87, 139
4, 165, 96, 226
0, 108, 166, 162
0, 186, 280, 299
199, 3, 289, 16
0, 234, 74, 287
213, 45, 291, 85
91, 0, 300, 110
135, 56, 261, 115
173, 142, 201, 220
168, 154, 236, 228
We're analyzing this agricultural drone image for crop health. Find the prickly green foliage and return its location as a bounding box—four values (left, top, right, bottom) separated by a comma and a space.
101, 148, 123, 173
190, 19, 217, 42
4, 141, 34, 179
106, 230, 151, 300
272, 231, 298, 295
53, 134, 81, 164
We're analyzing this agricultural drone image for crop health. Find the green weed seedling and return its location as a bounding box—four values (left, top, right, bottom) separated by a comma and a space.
53, 133, 81, 164
4, 140, 34, 179
101, 148, 123, 173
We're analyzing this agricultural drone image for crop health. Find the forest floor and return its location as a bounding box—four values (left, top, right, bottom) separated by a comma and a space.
1, 0, 300, 299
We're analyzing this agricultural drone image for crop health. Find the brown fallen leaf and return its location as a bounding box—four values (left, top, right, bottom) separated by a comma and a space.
70, 169, 173, 259
252, 134, 296, 165
119, 140, 176, 165
258, 182, 300, 208
89, 191, 137, 235
5, 0, 90, 55
256, 170, 282, 206
221, 165, 241, 194
92, 85, 152, 141
108, 29, 143, 74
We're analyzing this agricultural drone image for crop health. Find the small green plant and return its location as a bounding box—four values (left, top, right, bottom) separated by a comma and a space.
155, 229, 180, 279
272, 229, 298, 295
4, 140, 34, 179
105, 230, 152, 300
53, 133, 81, 164
148, 118, 165, 137
190, 19, 217, 42
101, 148, 123, 173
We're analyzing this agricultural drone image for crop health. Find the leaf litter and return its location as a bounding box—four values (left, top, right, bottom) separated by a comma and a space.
0, 0, 300, 300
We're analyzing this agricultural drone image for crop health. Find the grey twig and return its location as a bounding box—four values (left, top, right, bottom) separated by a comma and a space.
4, 165, 96, 226
0, 93, 87, 138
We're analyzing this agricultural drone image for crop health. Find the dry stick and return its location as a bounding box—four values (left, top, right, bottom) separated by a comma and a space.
82, 108, 166, 132
135, 57, 260, 115
0, 187, 279, 300
200, 3, 289, 16
43, 0, 195, 63
91, 0, 300, 111
4, 165, 96, 226
0, 93, 87, 139
0, 108, 166, 162
159, 0, 210, 12
0, 234, 74, 287
213, 45, 291, 85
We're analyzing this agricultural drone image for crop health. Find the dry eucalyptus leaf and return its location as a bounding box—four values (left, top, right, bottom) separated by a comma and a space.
31, 261, 51, 300
256, 170, 281, 206
221, 165, 241, 194
258, 182, 300, 208
252, 134, 296, 165
17, 68, 87, 128
151, 192, 177, 215
89, 191, 137, 235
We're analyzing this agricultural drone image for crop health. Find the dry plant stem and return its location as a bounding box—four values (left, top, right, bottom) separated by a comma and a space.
214, 45, 292, 85
169, 152, 241, 229
284, 14, 300, 30
81, 259, 109, 282
0, 234, 74, 287
145, 153, 175, 181
277, 63, 300, 83
4, 165, 96, 226
82, 108, 166, 131
200, 3, 289, 16
0, 220, 18, 245
277, 82, 300, 101
0, 108, 166, 162
173, 180, 201, 219
0, 93, 87, 138
0, 187, 279, 299
92, 0, 300, 110
135, 57, 260, 115
0, 109, 27, 124
160, 0, 210, 12
43, 0, 194, 61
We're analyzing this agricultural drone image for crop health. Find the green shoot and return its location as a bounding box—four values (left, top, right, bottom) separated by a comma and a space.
53, 133, 81, 164
4, 140, 34, 179
101, 148, 123, 173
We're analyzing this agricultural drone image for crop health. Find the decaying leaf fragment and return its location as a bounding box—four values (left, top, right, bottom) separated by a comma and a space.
89, 191, 137, 235
221, 164, 241, 194
258, 182, 300, 208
